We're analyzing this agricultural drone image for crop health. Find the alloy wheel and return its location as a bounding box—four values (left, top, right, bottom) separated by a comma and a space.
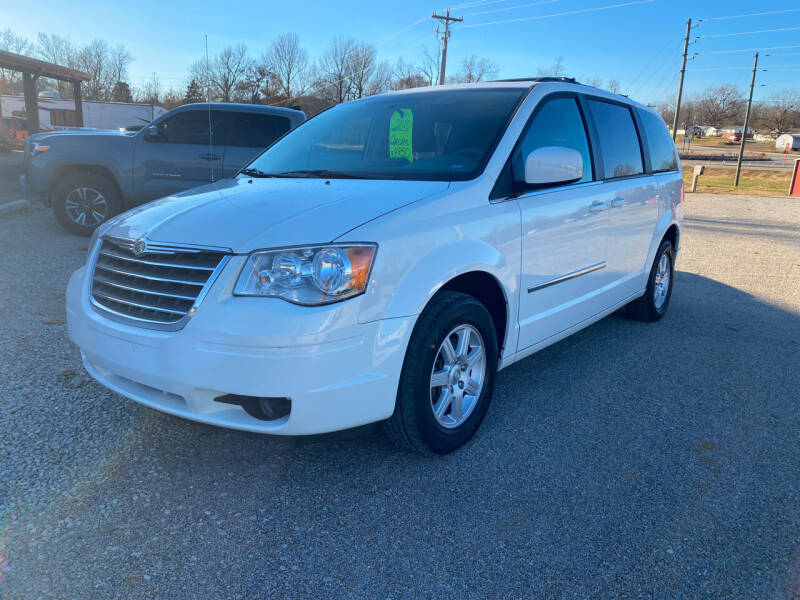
429, 324, 486, 429
64, 187, 108, 226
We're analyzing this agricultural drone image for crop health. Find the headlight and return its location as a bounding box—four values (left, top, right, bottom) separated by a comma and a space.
234, 244, 377, 305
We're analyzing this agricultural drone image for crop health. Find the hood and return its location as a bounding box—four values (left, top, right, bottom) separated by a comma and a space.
106, 176, 450, 253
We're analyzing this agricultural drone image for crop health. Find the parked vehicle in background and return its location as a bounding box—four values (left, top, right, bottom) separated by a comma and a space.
0, 94, 166, 146
66, 79, 683, 454
22, 102, 306, 235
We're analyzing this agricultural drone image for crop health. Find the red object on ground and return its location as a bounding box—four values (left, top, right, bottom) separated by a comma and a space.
790, 159, 800, 197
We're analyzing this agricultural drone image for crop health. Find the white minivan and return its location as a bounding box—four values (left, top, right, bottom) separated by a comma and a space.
66, 79, 682, 454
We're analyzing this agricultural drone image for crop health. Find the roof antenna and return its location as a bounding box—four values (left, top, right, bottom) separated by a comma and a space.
205, 34, 214, 183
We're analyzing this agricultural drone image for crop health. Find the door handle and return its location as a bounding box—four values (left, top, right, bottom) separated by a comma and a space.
200, 153, 221, 161
588, 200, 607, 213
611, 197, 625, 208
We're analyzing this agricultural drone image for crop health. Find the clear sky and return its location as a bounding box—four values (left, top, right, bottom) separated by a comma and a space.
5, 0, 800, 104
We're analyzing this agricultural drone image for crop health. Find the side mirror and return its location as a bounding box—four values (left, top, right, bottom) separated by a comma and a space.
143, 125, 160, 142
524, 146, 584, 187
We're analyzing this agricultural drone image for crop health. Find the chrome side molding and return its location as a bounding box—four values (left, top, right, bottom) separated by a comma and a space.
527, 261, 607, 293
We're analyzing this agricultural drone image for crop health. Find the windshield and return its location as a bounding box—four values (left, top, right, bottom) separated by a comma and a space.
246, 88, 527, 181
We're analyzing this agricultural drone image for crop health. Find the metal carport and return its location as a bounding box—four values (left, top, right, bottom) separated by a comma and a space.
0, 49, 91, 132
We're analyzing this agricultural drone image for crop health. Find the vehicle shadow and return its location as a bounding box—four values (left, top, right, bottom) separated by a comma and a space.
99, 270, 799, 595
10, 268, 800, 598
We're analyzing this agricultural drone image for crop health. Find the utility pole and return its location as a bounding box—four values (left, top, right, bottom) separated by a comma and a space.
432, 8, 463, 85
672, 18, 692, 141
734, 52, 759, 187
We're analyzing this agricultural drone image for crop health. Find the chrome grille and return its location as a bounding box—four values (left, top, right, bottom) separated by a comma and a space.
90, 237, 230, 330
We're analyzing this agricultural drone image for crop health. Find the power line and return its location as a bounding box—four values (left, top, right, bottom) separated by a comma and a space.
697, 8, 800, 22
694, 44, 800, 55
456, 0, 655, 29
462, 0, 557, 18
697, 26, 800, 39
445, 0, 506, 11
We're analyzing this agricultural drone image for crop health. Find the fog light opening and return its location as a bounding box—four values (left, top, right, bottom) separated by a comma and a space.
214, 394, 291, 421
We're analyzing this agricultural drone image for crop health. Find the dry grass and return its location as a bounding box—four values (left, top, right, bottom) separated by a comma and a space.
682, 166, 793, 196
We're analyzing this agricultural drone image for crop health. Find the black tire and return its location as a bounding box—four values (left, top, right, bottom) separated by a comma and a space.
626, 239, 674, 322
52, 171, 121, 237
383, 291, 499, 454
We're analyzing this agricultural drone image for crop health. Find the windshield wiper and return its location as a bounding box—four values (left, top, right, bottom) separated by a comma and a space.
239, 167, 283, 178
277, 170, 368, 180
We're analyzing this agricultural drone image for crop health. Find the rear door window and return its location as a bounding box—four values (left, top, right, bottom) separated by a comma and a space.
155, 110, 228, 145
638, 109, 678, 172
586, 99, 644, 179
230, 113, 291, 149
511, 96, 593, 186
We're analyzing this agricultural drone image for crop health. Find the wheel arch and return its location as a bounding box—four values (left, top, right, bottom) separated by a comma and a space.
437, 271, 509, 357
48, 164, 124, 204
662, 222, 680, 254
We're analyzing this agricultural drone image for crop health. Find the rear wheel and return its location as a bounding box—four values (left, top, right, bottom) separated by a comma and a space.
383, 291, 499, 454
52, 171, 121, 236
626, 239, 674, 322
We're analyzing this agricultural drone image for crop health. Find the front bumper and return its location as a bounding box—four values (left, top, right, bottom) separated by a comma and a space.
66, 257, 414, 435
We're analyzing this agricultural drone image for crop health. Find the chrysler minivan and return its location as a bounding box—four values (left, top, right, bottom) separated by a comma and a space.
66, 79, 682, 454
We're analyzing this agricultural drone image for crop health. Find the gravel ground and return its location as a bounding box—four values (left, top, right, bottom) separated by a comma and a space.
1, 194, 799, 599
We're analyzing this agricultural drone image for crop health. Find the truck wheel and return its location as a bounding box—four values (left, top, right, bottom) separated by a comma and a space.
52, 172, 121, 236
383, 291, 499, 454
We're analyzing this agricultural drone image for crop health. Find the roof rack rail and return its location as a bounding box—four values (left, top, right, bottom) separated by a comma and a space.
492, 76, 579, 84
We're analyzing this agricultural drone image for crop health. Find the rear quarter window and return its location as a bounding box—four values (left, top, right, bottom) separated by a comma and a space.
639, 110, 678, 172
586, 99, 644, 179
230, 113, 291, 148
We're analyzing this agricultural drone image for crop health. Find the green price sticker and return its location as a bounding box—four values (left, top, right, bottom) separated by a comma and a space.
389, 108, 413, 163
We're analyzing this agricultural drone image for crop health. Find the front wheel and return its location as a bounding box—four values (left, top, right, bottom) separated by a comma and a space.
383, 291, 499, 454
626, 239, 674, 322
52, 171, 121, 236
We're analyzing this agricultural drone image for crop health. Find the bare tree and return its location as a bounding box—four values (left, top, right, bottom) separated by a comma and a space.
537, 56, 566, 77
77, 39, 112, 100
36, 33, 77, 97
392, 58, 425, 90
755, 90, 800, 134
0, 29, 33, 91
454, 54, 498, 83
418, 46, 441, 86
367, 60, 393, 96
607, 79, 620, 94
315, 36, 357, 104
136, 73, 161, 105
234, 63, 270, 104
267, 33, 309, 101
585, 76, 603, 88
191, 44, 252, 102
695, 85, 744, 127
348, 42, 379, 100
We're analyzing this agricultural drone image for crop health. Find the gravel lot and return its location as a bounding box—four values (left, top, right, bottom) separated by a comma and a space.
1, 193, 799, 599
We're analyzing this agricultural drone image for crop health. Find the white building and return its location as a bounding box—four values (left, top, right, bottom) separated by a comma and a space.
776, 133, 800, 151
0, 95, 166, 131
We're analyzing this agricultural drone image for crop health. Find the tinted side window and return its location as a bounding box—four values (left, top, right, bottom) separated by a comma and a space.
587, 100, 643, 178
512, 97, 593, 186
639, 110, 678, 172
155, 110, 227, 145
230, 113, 291, 148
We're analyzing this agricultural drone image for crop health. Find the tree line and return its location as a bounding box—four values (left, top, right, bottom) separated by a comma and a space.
0, 29, 502, 116
655, 84, 799, 136
2, 27, 798, 133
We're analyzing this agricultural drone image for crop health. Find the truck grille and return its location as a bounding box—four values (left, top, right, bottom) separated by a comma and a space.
90, 237, 230, 329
